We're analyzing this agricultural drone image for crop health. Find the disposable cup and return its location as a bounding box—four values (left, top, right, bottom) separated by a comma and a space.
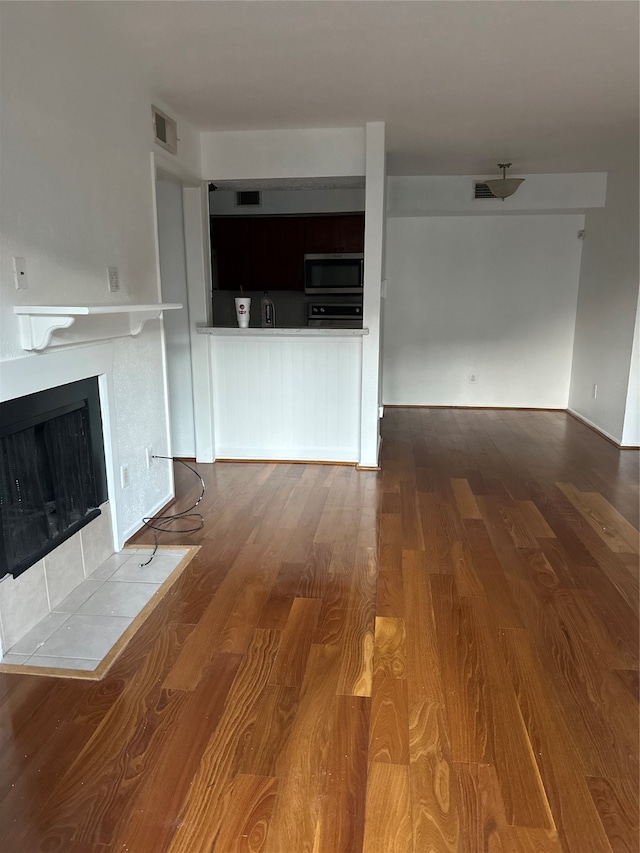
235, 297, 251, 328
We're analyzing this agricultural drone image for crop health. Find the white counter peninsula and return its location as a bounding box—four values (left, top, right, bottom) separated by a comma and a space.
197, 326, 369, 463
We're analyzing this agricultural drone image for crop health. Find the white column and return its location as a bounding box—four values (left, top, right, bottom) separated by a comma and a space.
183, 185, 216, 462
359, 122, 386, 467
621, 292, 640, 446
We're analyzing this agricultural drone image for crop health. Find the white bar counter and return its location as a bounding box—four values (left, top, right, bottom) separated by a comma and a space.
197, 326, 367, 462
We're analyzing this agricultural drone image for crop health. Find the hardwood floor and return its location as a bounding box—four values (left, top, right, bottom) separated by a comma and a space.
1, 408, 638, 852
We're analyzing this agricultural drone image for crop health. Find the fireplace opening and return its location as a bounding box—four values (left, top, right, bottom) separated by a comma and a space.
0, 378, 108, 580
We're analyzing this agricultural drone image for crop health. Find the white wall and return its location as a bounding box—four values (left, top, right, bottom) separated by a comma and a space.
387, 173, 606, 216
383, 215, 584, 407
156, 179, 196, 458
201, 127, 365, 180
0, 3, 201, 540
209, 187, 365, 215
568, 155, 640, 444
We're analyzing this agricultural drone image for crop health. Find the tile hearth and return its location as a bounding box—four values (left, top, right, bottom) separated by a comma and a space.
0, 548, 191, 676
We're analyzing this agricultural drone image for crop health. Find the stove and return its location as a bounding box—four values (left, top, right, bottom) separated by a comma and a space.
307, 303, 363, 329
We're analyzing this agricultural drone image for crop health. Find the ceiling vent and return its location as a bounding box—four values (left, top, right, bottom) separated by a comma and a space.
474, 182, 497, 199
152, 106, 177, 155
236, 191, 261, 207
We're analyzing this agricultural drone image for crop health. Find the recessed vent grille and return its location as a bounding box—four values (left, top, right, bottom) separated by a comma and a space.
152, 106, 177, 155
236, 191, 261, 207
474, 182, 496, 199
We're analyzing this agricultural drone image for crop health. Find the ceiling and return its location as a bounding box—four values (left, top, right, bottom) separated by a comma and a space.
96, 1, 638, 175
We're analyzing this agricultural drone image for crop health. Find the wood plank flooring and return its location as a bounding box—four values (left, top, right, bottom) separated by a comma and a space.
1, 408, 638, 852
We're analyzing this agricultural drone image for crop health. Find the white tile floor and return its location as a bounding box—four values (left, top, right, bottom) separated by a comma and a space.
0, 548, 188, 672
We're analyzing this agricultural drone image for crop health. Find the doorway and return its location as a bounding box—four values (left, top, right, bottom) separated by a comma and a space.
155, 176, 196, 458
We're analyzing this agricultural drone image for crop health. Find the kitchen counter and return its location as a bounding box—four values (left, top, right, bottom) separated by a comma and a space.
199, 326, 365, 462
197, 326, 368, 336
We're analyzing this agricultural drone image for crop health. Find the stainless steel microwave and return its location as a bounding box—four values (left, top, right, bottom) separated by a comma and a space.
303, 253, 364, 295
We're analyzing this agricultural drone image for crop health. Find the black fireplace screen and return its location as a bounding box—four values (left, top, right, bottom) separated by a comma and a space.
0, 378, 108, 579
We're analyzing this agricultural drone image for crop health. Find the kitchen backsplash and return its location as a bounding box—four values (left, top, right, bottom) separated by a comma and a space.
211, 290, 362, 329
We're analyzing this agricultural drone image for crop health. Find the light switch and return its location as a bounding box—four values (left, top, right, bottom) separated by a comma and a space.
13, 257, 28, 290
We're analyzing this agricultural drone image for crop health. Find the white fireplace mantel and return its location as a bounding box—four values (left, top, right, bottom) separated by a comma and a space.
14, 303, 182, 351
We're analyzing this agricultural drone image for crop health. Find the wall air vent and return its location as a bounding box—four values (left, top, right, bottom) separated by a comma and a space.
152, 105, 177, 155
236, 191, 261, 207
474, 182, 497, 199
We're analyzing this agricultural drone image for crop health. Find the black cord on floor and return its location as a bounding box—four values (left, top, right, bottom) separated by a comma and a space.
138, 456, 205, 567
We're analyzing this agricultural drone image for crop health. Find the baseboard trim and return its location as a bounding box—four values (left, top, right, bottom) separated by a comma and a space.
383, 404, 565, 411
216, 456, 378, 471
215, 458, 357, 467
566, 409, 639, 449
122, 491, 175, 545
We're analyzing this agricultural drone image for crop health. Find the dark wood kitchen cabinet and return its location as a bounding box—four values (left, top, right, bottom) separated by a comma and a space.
338, 214, 366, 252
211, 216, 304, 291
249, 217, 304, 290
211, 213, 364, 291
210, 218, 251, 291
303, 214, 365, 254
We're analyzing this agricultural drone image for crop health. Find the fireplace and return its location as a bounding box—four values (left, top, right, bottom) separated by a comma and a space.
0, 378, 108, 580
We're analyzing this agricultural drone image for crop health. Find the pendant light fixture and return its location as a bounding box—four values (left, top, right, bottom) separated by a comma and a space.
485, 163, 525, 200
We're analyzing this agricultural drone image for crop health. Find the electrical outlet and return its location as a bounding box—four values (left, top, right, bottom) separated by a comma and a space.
145, 447, 154, 469
120, 463, 130, 489
13, 257, 28, 290
108, 266, 120, 293
592, 383, 598, 399
468, 373, 478, 385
